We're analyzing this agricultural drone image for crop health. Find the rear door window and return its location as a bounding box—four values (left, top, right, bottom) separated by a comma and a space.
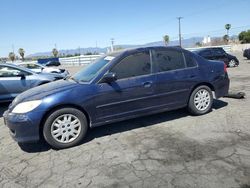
213, 48, 225, 56
200, 50, 212, 57
184, 52, 197, 68
27, 64, 41, 69
0, 66, 30, 77
154, 49, 185, 72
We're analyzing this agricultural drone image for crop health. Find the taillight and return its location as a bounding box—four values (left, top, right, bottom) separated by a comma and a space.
224, 63, 227, 72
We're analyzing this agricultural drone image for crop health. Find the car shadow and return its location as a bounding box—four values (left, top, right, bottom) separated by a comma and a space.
18, 140, 51, 153
0, 102, 10, 118
243, 58, 250, 62
18, 99, 228, 153
213, 99, 228, 109
83, 99, 228, 143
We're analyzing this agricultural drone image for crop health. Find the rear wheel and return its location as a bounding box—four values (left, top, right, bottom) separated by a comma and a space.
228, 59, 236, 67
188, 86, 213, 115
43, 108, 88, 149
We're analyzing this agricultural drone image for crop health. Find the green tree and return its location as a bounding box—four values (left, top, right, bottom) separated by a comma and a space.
9, 52, 16, 62
52, 48, 59, 57
114, 46, 124, 51
225, 24, 231, 36
223, 35, 229, 44
84, 52, 93, 55
18, 48, 25, 61
238, 30, 250, 44
163, 35, 170, 46
195, 42, 202, 47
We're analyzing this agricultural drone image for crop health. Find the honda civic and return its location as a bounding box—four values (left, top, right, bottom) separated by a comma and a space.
3, 47, 230, 149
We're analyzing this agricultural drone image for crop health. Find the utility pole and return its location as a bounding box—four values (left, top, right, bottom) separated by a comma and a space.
111, 38, 114, 52
78, 46, 81, 65
78, 46, 81, 55
177, 17, 183, 47
12, 44, 15, 53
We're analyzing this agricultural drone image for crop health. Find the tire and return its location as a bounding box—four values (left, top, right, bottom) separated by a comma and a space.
188, 86, 213, 115
43, 108, 88, 149
228, 59, 236, 67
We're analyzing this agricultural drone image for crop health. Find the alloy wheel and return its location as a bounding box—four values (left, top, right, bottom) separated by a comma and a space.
229, 59, 236, 67
194, 89, 211, 111
51, 114, 82, 143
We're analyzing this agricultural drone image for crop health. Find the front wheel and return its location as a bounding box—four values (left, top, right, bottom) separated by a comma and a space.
188, 86, 213, 115
43, 108, 88, 149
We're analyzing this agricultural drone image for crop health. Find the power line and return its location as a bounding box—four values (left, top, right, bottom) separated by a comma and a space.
114, 24, 250, 46
181, 24, 250, 38
112, 0, 246, 45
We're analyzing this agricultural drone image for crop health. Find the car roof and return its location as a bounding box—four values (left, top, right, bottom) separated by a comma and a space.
18, 62, 45, 66
194, 47, 225, 53
107, 46, 185, 57
19, 62, 37, 65
0, 63, 36, 74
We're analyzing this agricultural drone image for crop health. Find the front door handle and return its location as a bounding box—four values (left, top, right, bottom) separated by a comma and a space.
143, 81, 152, 88
189, 75, 196, 78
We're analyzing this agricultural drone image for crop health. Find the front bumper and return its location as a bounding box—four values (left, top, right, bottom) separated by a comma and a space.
3, 110, 41, 143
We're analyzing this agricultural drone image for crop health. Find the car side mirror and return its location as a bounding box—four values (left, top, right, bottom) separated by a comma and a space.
102, 72, 117, 83
17, 72, 26, 79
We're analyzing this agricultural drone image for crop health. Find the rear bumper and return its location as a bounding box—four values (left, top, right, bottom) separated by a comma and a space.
3, 110, 41, 143
214, 74, 230, 98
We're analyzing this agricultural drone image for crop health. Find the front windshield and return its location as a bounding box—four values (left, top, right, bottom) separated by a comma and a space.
72, 56, 115, 82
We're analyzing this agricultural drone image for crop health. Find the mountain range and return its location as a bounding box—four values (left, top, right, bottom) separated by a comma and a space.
29, 37, 204, 57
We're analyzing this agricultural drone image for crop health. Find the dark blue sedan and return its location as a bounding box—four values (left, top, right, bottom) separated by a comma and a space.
4, 47, 229, 149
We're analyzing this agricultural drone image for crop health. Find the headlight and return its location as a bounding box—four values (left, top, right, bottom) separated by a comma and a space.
12, 100, 42, 114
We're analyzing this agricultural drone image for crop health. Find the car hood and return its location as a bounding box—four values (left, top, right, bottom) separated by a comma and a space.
38, 72, 64, 79
12, 79, 78, 104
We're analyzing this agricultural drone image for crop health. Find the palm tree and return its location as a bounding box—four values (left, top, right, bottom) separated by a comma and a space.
52, 48, 59, 57
9, 52, 16, 62
18, 48, 25, 61
223, 35, 229, 44
225, 24, 231, 36
163, 35, 170, 46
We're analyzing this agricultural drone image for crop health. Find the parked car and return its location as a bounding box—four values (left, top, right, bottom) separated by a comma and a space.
194, 47, 239, 67
0, 63, 64, 102
17, 62, 69, 77
37, 57, 59, 65
4, 47, 229, 149
243, 48, 250, 59
45, 61, 61, 67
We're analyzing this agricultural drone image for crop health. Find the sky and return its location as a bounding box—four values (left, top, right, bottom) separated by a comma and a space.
0, 0, 249, 57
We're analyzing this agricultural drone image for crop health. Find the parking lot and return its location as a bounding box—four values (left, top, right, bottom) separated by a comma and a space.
0, 52, 250, 188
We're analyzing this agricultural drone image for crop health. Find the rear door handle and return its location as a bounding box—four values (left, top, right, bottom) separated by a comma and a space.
143, 81, 152, 88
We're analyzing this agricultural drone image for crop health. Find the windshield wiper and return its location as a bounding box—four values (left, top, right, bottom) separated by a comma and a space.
67, 77, 79, 83
63, 75, 71, 80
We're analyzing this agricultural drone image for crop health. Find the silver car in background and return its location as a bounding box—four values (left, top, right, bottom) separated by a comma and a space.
17, 62, 69, 77
0, 63, 63, 102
